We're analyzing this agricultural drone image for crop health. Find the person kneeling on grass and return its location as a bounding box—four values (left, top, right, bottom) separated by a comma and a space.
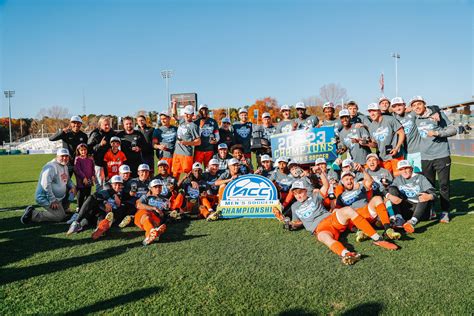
22, 148, 76, 224
386, 160, 436, 234
66, 175, 125, 238
273, 173, 398, 265
135, 179, 168, 246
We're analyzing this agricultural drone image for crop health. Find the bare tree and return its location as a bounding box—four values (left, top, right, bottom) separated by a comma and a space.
319, 83, 348, 105
37, 106, 71, 120
301, 96, 323, 107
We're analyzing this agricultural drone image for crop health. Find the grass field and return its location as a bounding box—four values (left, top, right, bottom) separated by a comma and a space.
0, 154, 473, 315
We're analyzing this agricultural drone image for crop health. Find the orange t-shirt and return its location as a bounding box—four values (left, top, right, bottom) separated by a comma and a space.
104, 149, 127, 178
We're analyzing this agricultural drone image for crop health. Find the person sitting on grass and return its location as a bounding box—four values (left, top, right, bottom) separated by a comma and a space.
386, 160, 436, 234
230, 144, 253, 174
273, 173, 398, 265
134, 179, 168, 246
254, 154, 275, 178
215, 158, 243, 201
269, 157, 295, 209
66, 175, 125, 238
213, 143, 233, 171
152, 160, 184, 220
21, 148, 76, 225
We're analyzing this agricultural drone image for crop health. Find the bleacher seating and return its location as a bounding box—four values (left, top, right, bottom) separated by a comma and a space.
16, 138, 62, 153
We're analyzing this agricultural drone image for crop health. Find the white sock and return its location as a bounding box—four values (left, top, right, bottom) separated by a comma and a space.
341, 249, 350, 256
410, 217, 418, 225
370, 233, 382, 241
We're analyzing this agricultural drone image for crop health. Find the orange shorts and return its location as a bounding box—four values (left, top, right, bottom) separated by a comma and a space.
382, 156, 404, 175
160, 157, 174, 171
315, 212, 347, 240
134, 209, 161, 230
171, 154, 193, 177
194, 151, 214, 167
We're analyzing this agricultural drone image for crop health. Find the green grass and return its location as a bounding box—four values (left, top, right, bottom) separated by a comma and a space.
0, 154, 473, 314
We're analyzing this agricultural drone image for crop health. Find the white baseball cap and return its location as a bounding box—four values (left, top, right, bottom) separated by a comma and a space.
280, 104, 291, 111
218, 143, 228, 150
391, 97, 405, 106
208, 158, 219, 165
239, 108, 248, 114
341, 171, 356, 179
366, 153, 379, 161
138, 164, 150, 171
192, 162, 202, 170
260, 154, 271, 162
149, 179, 163, 188
221, 117, 231, 124
397, 160, 413, 170
157, 160, 169, 167
228, 158, 240, 166
295, 102, 306, 109
70, 115, 83, 123
56, 148, 70, 156
110, 136, 121, 143
290, 180, 307, 191
288, 160, 299, 168
378, 96, 390, 104
110, 175, 123, 184
342, 159, 353, 168
119, 165, 131, 173
198, 104, 208, 110
183, 105, 195, 115
367, 103, 380, 111
409, 96, 426, 106
323, 102, 335, 109
159, 111, 170, 117
262, 112, 271, 119
339, 109, 350, 117
275, 157, 289, 164
315, 158, 326, 165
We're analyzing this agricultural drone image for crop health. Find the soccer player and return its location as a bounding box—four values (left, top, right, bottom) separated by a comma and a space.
335, 165, 401, 242
135, 179, 168, 245
378, 96, 392, 116
172, 105, 201, 178
201, 158, 222, 213
346, 100, 371, 127
319, 102, 341, 133
194, 104, 220, 167
21, 148, 76, 224
386, 160, 436, 233
88, 116, 116, 189
152, 111, 178, 171
233, 108, 253, 159
252, 112, 276, 158
230, 144, 253, 174
117, 116, 146, 178
412, 96, 457, 223
218, 117, 235, 149
293, 102, 319, 129
275, 104, 294, 134
213, 143, 232, 171
103, 137, 127, 181
215, 158, 243, 200
135, 114, 155, 175
274, 173, 398, 265
254, 154, 275, 178
337, 109, 372, 165
367, 102, 405, 176
269, 157, 295, 209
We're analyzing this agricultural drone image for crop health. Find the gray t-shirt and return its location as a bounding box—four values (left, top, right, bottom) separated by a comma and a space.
338, 126, 372, 165
253, 124, 276, 142
350, 113, 371, 126
175, 120, 200, 157
212, 153, 232, 171
394, 112, 422, 154
289, 175, 314, 191
391, 173, 435, 203
195, 117, 219, 152
152, 125, 178, 158
275, 120, 294, 134
415, 112, 452, 160
336, 184, 369, 210
293, 115, 319, 130
269, 170, 295, 192
291, 192, 330, 234
233, 122, 253, 154
367, 167, 393, 196
321, 119, 342, 136
368, 116, 403, 160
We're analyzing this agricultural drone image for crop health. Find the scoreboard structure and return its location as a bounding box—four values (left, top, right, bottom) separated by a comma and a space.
171, 93, 198, 117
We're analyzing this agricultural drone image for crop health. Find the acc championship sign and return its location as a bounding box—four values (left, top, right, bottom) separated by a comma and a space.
270, 126, 337, 164
217, 174, 281, 218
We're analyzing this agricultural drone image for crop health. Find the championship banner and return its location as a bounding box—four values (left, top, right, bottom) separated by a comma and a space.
217, 174, 281, 218
270, 126, 338, 164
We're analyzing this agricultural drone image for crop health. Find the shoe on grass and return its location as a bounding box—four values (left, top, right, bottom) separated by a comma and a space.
118, 215, 132, 228
66, 213, 79, 225
272, 207, 285, 223
143, 224, 167, 246
392, 214, 405, 229
355, 230, 370, 242
66, 221, 82, 235
21, 206, 34, 224
403, 221, 415, 234
206, 210, 220, 222
92, 213, 114, 240
439, 212, 450, 224
384, 228, 401, 240
341, 252, 361, 265
373, 239, 399, 250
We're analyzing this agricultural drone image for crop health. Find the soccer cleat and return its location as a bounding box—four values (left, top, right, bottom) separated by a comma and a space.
373, 240, 399, 250
20, 206, 34, 224
118, 215, 132, 228
341, 252, 361, 265
143, 224, 167, 246
392, 214, 405, 229
91, 213, 114, 240
355, 230, 370, 242
272, 207, 285, 223
206, 210, 220, 222
439, 212, 450, 224
429, 208, 437, 220
66, 213, 79, 225
384, 228, 401, 240
66, 221, 82, 235
403, 221, 415, 234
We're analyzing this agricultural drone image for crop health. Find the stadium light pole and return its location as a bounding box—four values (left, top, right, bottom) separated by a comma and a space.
391, 53, 400, 97
4, 90, 15, 145
161, 70, 173, 113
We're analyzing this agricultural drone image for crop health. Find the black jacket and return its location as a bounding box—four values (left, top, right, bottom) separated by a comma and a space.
49, 129, 88, 161
87, 128, 116, 167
